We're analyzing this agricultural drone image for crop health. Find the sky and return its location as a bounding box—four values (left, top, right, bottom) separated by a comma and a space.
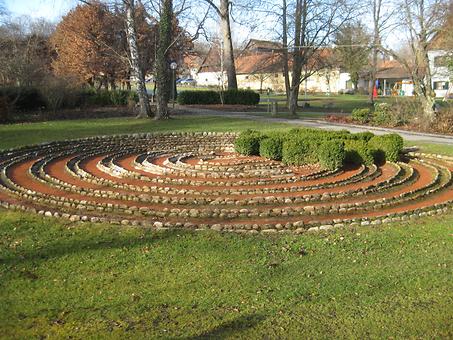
4, 0, 78, 22
2, 0, 401, 48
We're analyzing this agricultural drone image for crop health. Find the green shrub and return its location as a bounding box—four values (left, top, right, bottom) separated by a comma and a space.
282, 137, 318, 165
259, 136, 283, 160
351, 108, 372, 123
353, 131, 375, 142
177, 89, 260, 105
369, 133, 403, 162
234, 130, 263, 156
372, 103, 393, 125
344, 140, 375, 166
177, 90, 220, 105
319, 140, 345, 170
223, 89, 260, 105
83, 89, 137, 107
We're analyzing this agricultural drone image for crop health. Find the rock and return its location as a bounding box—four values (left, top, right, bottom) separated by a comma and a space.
211, 224, 223, 231
153, 221, 163, 228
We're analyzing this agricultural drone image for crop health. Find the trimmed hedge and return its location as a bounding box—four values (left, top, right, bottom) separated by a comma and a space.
282, 137, 317, 165
344, 140, 375, 166
259, 136, 283, 160
319, 140, 345, 170
369, 133, 403, 162
177, 89, 260, 105
234, 128, 403, 168
177, 90, 220, 105
223, 89, 260, 105
234, 130, 263, 156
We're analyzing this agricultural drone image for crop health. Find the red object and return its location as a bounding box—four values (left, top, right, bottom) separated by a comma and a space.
372, 85, 378, 98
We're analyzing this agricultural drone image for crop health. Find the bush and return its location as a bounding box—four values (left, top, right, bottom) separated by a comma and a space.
84, 89, 136, 107
177, 90, 220, 105
282, 137, 318, 165
432, 106, 453, 133
0, 87, 46, 112
0, 95, 8, 123
234, 128, 403, 167
234, 130, 262, 156
353, 131, 375, 142
223, 89, 260, 105
372, 103, 393, 125
318, 140, 345, 170
344, 140, 375, 166
177, 89, 260, 105
369, 133, 403, 162
259, 136, 283, 160
351, 108, 372, 123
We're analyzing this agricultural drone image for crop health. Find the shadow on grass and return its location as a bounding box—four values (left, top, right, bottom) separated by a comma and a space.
184, 313, 266, 339
0, 228, 180, 266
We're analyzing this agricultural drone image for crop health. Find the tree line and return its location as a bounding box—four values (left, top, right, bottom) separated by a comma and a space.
0, 0, 452, 125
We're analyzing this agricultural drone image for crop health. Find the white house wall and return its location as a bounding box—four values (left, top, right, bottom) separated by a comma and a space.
196, 70, 343, 93
195, 72, 226, 87
428, 50, 450, 98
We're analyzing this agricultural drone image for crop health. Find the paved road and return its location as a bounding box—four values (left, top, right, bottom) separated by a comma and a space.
178, 107, 453, 145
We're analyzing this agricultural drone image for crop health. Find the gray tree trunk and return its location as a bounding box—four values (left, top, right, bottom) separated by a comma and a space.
369, 0, 380, 104
125, 0, 151, 118
155, 0, 173, 120
282, 0, 291, 105
220, 0, 238, 90
288, 0, 305, 115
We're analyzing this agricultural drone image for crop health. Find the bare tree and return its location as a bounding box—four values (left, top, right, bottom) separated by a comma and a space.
124, 0, 152, 117
379, 0, 449, 124
155, 0, 173, 119
285, 0, 354, 115
200, 0, 237, 89
367, 0, 396, 103
281, 0, 290, 103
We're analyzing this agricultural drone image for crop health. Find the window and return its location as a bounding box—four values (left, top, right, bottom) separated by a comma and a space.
433, 81, 449, 90
274, 74, 279, 78
434, 56, 448, 67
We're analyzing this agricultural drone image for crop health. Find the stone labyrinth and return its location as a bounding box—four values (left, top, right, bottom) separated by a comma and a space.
0, 132, 452, 233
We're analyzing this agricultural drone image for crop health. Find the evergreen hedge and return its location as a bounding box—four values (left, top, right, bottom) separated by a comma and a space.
234, 128, 404, 170
259, 136, 283, 161
234, 130, 263, 156
177, 89, 260, 105
369, 133, 403, 162
319, 140, 345, 170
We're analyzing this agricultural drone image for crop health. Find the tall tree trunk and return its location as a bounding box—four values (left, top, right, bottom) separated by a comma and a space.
282, 0, 290, 105
125, 0, 151, 118
369, 0, 381, 104
155, 0, 173, 120
220, 0, 238, 90
289, 0, 305, 116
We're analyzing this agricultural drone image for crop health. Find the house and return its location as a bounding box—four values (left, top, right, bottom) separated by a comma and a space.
428, 26, 451, 98
193, 39, 344, 93
375, 59, 414, 96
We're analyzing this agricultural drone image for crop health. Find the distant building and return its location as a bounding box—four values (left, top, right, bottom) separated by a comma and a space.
192, 39, 344, 94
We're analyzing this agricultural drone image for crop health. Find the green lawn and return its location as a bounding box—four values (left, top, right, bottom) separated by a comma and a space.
1, 115, 452, 338
0, 116, 291, 151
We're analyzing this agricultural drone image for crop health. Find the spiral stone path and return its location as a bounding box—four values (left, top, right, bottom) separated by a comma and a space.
1, 132, 452, 234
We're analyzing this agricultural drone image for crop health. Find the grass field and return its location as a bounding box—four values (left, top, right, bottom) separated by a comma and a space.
1, 115, 452, 338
